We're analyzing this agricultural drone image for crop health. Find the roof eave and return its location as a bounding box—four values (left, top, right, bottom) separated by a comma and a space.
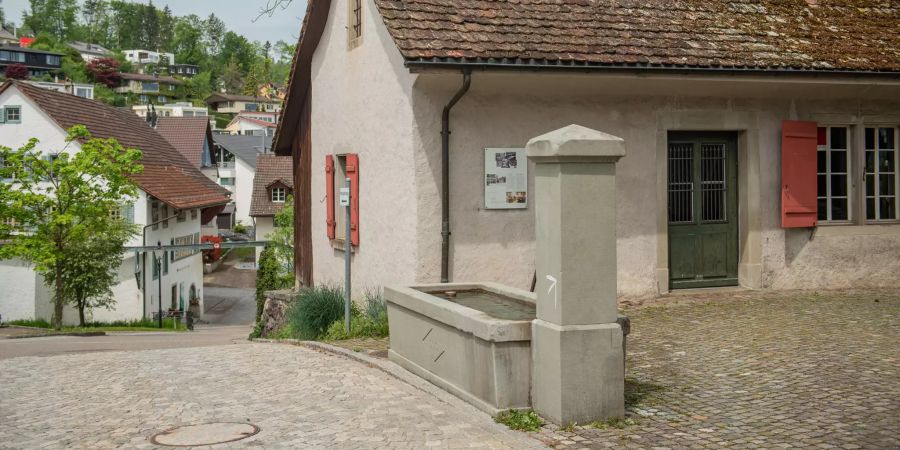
404, 58, 900, 79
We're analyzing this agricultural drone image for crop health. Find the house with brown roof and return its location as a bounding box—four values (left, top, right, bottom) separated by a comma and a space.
206, 93, 282, 115
274, 0, 900, 298
155, 116, 218, 182
250, 154, 294, 260
0, 80, 231, 325
224, 111, 280, 136
115, 72, 183, 105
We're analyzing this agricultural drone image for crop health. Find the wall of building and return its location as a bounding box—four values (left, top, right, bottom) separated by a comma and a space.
234, 158, 255, 225
141, 201, 206, 318
407, 72, 900, 297
254, 216, 275, 261
0, 259, 39, 322
306, 0, 420, 295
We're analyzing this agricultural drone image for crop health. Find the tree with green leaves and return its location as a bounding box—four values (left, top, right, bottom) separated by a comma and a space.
267, 195, 295, 275
141, 0, 159, 49
0, 125, 143, 329
23, 0, 79, 41
171, 16, 207, 66
205, 13, 226, 55
50, 217, 136, 326
222, 57, 244, 94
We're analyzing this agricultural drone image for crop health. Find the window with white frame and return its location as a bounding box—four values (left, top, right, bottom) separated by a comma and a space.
817, 126, 851, 222
865, 127, 898, 221
271, 187, 286, 203
2, 105, 22, 124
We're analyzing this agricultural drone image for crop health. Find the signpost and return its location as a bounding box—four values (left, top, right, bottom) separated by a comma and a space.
341, 180, 352, 333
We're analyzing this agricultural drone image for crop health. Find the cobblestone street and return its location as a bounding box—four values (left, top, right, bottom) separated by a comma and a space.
0, 343, 538, 449
536, 289, 900, 449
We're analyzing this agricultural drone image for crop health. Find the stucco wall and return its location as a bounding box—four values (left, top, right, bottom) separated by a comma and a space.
234, 158, 255, 225
254, 216, 275, 261
142, 202, 206, 318
407, 73, 900, 297
0, 259, 39, 322
307, 0, 419, 295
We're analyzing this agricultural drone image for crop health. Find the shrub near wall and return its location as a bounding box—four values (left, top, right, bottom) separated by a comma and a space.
251, 245, 294, 338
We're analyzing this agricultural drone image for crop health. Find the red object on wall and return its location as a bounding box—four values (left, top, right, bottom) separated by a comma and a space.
325, 155, 335, 240
19, 37, 34, 47
781, 120, 819, 228
201, 236, 223, 263
346, 153, 360, 246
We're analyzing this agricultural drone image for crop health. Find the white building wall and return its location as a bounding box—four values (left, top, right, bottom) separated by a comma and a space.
234, 159, 255, 226
307, 0, 420, 295
0, 260, 39, 322
254, 216, 275, 261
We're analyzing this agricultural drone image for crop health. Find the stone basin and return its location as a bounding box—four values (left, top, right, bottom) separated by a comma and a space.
385, 283, 535, 415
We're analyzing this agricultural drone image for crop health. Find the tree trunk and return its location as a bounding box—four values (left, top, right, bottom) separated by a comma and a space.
53, 262, 64, 330
78, 299, 86, 327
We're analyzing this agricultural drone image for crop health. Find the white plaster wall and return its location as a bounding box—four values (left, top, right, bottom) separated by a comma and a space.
0, 87, 77, 156
141, 204, 206, 318
254, 216, 275, 261
307, 0, 419, 295
0, 259, 39, 321
234, 158, 255, 225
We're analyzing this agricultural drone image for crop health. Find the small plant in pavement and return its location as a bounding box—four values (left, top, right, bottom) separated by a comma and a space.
494, 409, 544, 432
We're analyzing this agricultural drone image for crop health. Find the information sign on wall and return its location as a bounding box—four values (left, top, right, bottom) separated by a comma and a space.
484, 148, 527, 209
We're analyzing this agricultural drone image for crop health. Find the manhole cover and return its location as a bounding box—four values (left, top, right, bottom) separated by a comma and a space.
150, 422, 260, 447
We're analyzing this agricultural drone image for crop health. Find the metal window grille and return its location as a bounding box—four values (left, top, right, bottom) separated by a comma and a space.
700, 144, 727, 222
668, 143, 694, 223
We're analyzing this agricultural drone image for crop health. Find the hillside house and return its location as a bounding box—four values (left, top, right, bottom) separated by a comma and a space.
275, 0, 900, 297
0, 45, 62, 77
250, 154, 293, 260
224, 111, 279, 136
68, 41, 111, 62
0, 80, 231, 325
206, 93, 282, 115
133, 102, 209, 119
213, 134, 274, 227
124, 49, 175, 66
26, 80, 94, 100
116, 73, 182, 105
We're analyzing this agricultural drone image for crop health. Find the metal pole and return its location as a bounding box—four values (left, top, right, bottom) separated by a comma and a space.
157, 241, 163, 328
344, 177, 352, 334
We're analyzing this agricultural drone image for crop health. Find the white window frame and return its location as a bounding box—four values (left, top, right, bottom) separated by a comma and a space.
817, 126, 852, 223
271, 187, 286, 203
3, 105, 22, 124
864, 126, 899, 222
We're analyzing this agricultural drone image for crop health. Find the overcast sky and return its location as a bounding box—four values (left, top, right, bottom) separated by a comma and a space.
1, 0, 307, 44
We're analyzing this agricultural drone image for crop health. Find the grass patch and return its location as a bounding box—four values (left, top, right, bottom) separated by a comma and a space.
494, 409, 544, 432
282, 284, 348, 340
9, 317, 186, 332
625, 377, 666, 407
589, 417, 638, 429
233, 246, 255, 262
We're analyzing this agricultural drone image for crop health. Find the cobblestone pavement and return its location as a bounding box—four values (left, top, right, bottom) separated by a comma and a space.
0, 344, 539, 449
535, 289, 900, 449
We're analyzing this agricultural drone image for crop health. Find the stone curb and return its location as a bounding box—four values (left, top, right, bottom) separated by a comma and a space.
251, 338, 548, 449
6, 331, 106, 340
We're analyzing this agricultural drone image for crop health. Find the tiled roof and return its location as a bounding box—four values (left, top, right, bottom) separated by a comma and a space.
3, 80, 230, 210
155, 117, 213, 169
250, 154, 293, 217
374, 0, 900, 72
213, 134, 273, 169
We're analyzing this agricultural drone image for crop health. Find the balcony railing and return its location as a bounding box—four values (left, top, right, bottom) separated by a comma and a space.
217, 162, 235, 169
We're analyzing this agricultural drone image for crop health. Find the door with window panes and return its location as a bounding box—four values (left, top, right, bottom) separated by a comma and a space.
667, 132, 739, 289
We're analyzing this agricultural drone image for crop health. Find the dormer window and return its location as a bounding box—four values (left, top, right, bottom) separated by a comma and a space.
272, 187, 286, 203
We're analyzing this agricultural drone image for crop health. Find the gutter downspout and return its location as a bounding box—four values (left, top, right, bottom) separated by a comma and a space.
440, 69, 472, 283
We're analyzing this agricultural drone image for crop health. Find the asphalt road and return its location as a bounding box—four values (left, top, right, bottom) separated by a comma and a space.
0, 285, 257, 360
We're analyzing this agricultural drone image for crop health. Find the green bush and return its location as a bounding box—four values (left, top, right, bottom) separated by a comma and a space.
285, 284, 350, 340
255, 245, 293, 323
233, 223, 248, 234
321, 287, 390, 340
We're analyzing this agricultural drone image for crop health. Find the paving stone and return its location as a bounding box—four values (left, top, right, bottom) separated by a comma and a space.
534, 289, 900, 449
0, 344, 536, 449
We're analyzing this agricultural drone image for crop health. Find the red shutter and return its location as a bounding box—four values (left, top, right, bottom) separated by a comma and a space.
781, 120, 818, 228
346, 153, 360, 246
325, 155, 335, 240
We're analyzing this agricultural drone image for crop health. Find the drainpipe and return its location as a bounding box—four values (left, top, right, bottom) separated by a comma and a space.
440, 69, 472, 283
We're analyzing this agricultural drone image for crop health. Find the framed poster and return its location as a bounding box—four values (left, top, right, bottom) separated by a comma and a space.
484, 148, 527, 209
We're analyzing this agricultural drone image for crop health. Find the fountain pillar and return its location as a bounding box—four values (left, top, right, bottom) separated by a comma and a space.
527, 124, 626, 425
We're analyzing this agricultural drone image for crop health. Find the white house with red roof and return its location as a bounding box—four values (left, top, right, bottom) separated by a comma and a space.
0, 80, 231, 325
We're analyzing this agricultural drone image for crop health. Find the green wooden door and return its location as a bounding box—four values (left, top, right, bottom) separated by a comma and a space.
668, 132, 738, 289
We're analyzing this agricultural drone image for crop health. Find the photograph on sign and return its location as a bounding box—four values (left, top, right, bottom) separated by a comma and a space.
484, 148, 527, 209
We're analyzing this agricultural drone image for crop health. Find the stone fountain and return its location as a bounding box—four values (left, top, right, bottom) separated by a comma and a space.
386, 124, 627, 424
